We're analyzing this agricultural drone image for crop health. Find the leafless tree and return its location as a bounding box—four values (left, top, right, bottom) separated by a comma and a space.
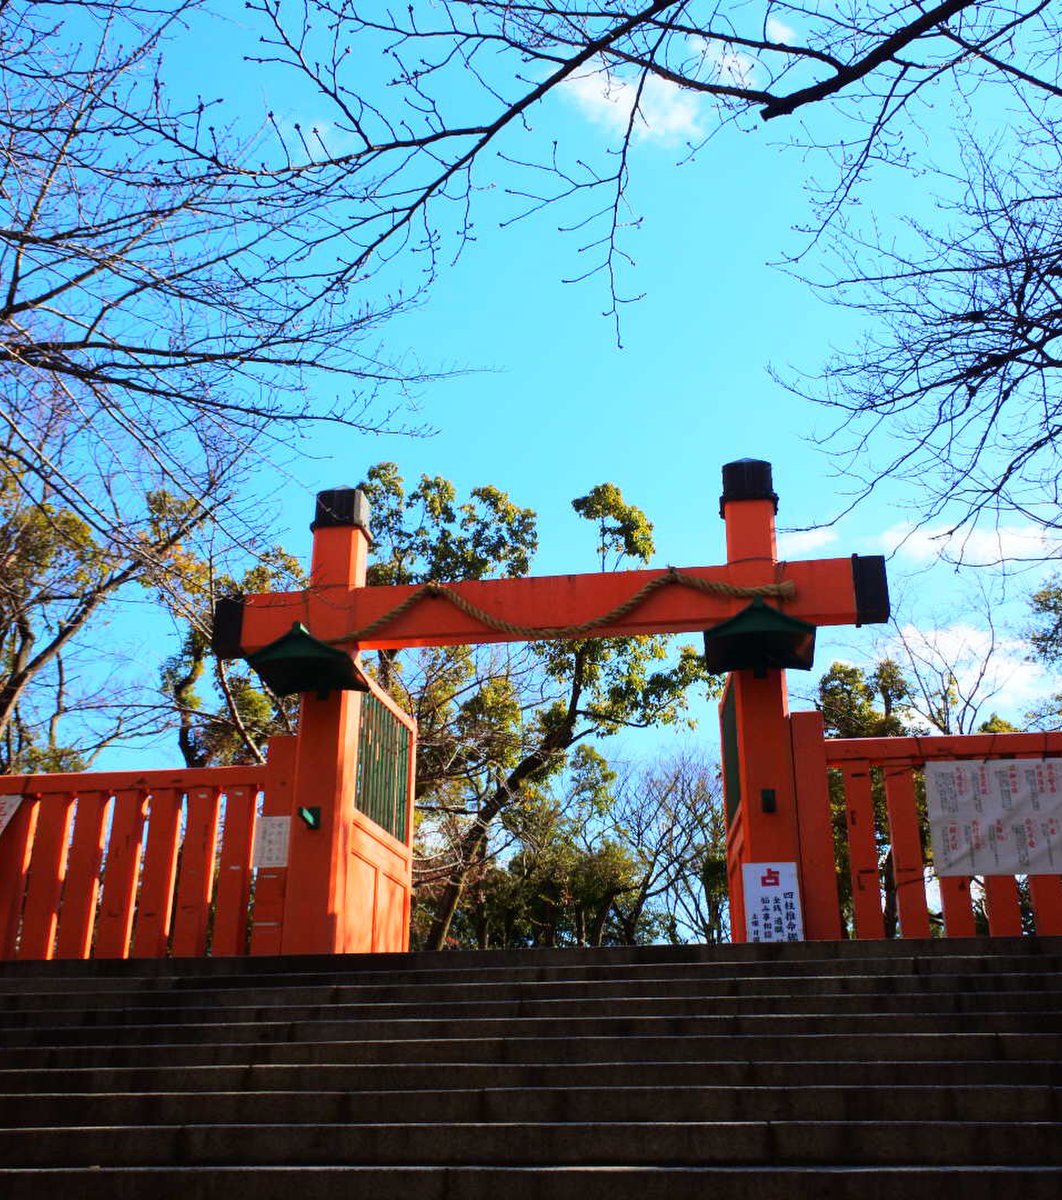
792, 59, 1062, 543
244, 2, 1062, 530
1, 1, 430, 555
248, 2, 1056, 328
605, 751, 729, 944
8, 2, 1055, 548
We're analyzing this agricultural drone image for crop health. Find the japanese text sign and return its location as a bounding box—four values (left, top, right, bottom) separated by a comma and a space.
926, 759, 1062, 876
742, 861, 805, 943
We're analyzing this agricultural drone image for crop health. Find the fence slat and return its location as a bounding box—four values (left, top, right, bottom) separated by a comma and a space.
94, 790, 147, 959
212, 786, 257, 957
171, 786, 221, 957
841, 766, 885, 939
17, 793, 76, 960
984, 874, 1024, 936
132, 789, 183, 958
939, 876, 977, 937
790, 711, 842, 941
881, 767, 931, 938
1028, 873, 1062, 935
2, 765, 269, 963
0, 798, 38, 957
55, 793, 111, 959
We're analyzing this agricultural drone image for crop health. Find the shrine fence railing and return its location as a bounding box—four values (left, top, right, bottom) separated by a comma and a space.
0, 682, 416, 962
792, 712, 1062, 940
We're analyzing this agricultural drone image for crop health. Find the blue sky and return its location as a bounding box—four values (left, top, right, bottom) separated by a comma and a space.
99, 9, 1062, 768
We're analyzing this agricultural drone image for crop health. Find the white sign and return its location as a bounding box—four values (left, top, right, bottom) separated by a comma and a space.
926, 759, 1062, 876
0, 796, 23, 838
252, 815, 291, 868
743, 861, 805, 943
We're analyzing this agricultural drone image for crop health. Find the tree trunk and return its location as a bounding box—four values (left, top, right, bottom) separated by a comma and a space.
424, 646, 589, 950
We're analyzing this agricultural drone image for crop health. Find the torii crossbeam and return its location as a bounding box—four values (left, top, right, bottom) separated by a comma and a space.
214, 460, 888, 950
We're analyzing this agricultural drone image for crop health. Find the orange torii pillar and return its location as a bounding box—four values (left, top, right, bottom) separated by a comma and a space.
712, 460, 887, 942
217, 460, 888, 951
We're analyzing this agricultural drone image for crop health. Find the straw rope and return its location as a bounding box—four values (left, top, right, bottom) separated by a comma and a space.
328, 568, 795, 645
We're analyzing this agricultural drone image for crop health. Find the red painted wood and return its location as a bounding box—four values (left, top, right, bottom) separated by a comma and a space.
0, 798, 38, 957
94, 790, 147, 959
239, 557, 864, 653
983, 875, 1024, 936
0, 767, 272, 962
881, 768, 931, 938
212, 785, 257, 957
726, 812, 747, 944
0, 765, 266, 801
132, 789, 183, 958
281, 690, 360, 955
250, 738, 296, 956
171, 787, 221, 957
55, 793, 111, 959
17, 794, 76, 959
842, 766, 885, 940
824, 730, 1062, 765
790, 711, 842, 940
939, 876, 977, 937
1028, 874, 1062, 935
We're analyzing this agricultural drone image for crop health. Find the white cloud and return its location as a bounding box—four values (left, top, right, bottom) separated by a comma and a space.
777, 527, 839, 557
880, 621, 1059, 724
562, 61, 703, 143
879, 521, 1062, 567
765, 17, 798, 44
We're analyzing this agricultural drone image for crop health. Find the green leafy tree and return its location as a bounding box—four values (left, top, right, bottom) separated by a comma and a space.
1020, 576, 1062, 731
360, 464, 717, 950
157, 548, 307, 767
434, 747, 728, 950
819, 660, 911, 740
0, 454, 211, 773
818, 659, 917, 936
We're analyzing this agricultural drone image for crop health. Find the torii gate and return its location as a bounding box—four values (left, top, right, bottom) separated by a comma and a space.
214, 459, 889, 952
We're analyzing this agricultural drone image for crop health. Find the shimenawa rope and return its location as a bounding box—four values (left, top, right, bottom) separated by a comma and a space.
328, 567, 795, 645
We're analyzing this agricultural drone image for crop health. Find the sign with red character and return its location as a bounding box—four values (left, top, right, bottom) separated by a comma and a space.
742, 861, 805, 943
926, 759, 1062, 875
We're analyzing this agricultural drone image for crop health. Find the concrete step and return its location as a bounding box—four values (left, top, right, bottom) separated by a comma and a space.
1, 1165, 1061, 1200
6, 1030, 1057, 1071
2, 1056, 1056, 1095
2, 938, 1060, 1192
4, 988, 1059, 1028
2, 1083, 1058, 1127
0, 937, 1059, 988
2, 1119, 1061, 1168
6, 1009, 1059, 1051
4, 968, 1061, 1011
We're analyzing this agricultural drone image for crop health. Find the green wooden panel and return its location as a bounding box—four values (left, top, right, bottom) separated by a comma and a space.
720, 680, 741, 828
355, 694, 411, 842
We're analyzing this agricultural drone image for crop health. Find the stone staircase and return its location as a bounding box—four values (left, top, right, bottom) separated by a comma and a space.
0, 937, 1060, 1198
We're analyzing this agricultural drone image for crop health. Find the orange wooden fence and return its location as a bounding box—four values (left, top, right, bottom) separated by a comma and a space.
0, 679, 417, 961
0, 765, 270, 961
793, 712, 1062, 939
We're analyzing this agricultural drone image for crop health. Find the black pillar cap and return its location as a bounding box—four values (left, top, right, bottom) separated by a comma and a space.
311, 487, 372, 534
211, 596, 245, 660
719, 459, 778, 517
853, 554, 890, 626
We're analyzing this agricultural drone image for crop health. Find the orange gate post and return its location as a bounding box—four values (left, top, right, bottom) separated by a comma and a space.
278, 490, 372, 955
717, 461, 887, 942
